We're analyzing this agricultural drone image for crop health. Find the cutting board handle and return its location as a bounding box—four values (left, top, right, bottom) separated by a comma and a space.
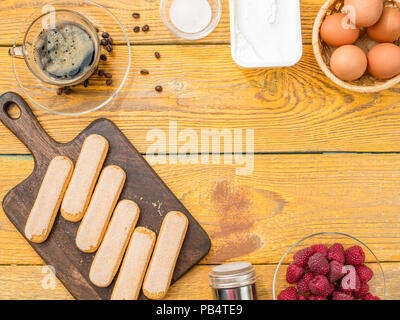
0, 92, 54, 160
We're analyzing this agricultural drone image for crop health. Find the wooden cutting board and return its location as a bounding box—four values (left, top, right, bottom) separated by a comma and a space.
0, 92, 211, 300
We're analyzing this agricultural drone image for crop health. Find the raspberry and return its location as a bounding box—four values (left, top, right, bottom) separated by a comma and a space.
355, 264, 374, 283
308, 295, 327, 300
308, 253, 330, 275
341, 266, 360, 292
328, 283, 335, 297
327, 243, 345, 264
328, 260, 345, 283
282, 242, 377, 301
332, 291, 353, 300
345, 245, 365, 266
297, 273, 315, 294
293, 247, 315, 268
309, 275, 331, 297
363, 293, 380, 300
354, 282, 369, 299
278, 287, 298, 300
286, 263, 305, 284
343, 264, 355, 276
311, 244, 328, 257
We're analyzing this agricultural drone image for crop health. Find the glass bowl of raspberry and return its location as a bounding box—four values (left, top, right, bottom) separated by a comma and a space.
273, 232, 386, 300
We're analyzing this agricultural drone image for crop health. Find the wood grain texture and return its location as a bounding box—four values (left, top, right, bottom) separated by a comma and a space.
1, 0, 400, 301
0, 92, 210, 299
0, 263, 397, 300
1, 154, 400, 265
0, 0, 325, 45
1, 45, 400, 154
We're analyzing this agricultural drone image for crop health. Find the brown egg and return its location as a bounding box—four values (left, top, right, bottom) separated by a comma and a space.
368, 43, 400, 79
367, 7, 400, 42
330, 45, 367, 81
320, 13, 360, 47
344, 0, 383, 27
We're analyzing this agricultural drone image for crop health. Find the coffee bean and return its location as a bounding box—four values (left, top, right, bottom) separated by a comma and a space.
132, 13, 140, 19
100, 54, 107, 61
142, 25, 150, 32
133, 26, 140, 33
56, 87, 63, 95
140, 69, 149, 75
104, 73, 112, 78
63, 87, 72, 95
101, 39, 108, 46
106, 79, 113, 86
155, 52, 161, 59
84, 79, 89, 87
102, 32, 109, 38
106, 45, 113, 53
108, 37, 113, 45
98, 69, 105, 76
155, 85, 163, 92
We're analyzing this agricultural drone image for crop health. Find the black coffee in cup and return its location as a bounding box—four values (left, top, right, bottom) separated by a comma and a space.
34, 22, 96, 81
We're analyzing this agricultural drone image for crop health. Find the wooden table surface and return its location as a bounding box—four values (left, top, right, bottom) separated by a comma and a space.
0, 0, 400, 300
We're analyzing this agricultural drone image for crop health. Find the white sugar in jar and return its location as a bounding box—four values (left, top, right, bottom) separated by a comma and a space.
170, 0, 212, 33
161, 0, 222, 40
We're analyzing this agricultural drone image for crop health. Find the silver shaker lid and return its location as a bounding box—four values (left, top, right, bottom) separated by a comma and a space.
209, 261, 257, 289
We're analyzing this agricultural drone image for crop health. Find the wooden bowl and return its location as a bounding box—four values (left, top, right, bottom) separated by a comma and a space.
313, 0, 400, 93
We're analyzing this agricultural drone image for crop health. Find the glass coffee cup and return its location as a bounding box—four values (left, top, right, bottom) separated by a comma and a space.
10, 9, 100, 87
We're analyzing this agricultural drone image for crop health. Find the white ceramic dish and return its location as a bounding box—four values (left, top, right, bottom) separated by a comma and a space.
229, 0, 303, 68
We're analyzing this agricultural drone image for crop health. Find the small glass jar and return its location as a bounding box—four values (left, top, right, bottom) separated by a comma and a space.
208, 261, 258, 300
160, 0, 221, 40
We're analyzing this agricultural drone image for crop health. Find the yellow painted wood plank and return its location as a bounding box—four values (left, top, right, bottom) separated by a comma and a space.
1, 45, 400, 154
1, 154, 400, 265
0, 0, 324, 45
0, 263, 395, 300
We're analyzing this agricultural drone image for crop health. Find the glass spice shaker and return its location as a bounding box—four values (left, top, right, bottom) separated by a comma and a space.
208, 261, 258, 300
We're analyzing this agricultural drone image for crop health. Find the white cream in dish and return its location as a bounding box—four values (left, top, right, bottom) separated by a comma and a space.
229, 0, 303, 68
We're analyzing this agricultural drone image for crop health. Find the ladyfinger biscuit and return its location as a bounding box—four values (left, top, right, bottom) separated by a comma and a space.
61, 134, 109, 222
89, 200, 140, 287
143, 211, 189, 300
76, 165, 126, 253
111, 227, 156, 300
25, 156, 73, 243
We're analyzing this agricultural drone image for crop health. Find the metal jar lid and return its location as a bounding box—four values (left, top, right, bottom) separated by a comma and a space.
209, 261, 257, 290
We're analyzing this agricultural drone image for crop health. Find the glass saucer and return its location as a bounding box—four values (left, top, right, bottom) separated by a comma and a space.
272, 232, 386, 300
11, 0, 131, 116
